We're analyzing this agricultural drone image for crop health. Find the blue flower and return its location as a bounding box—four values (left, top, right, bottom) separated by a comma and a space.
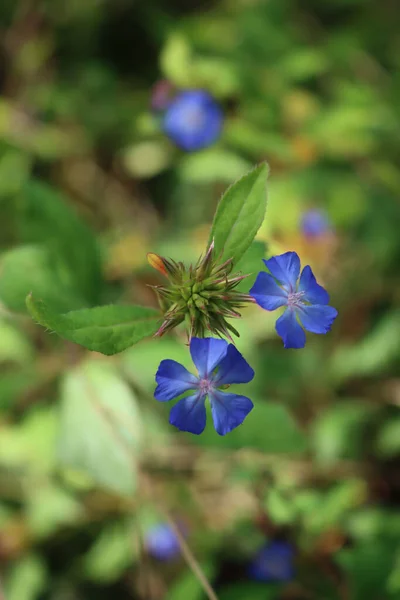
301, 209, 331, 238
154, 337, 254, 435
249, 251, 338, 349
146, 523, 180, 561
248, 541, 295, 582
162, 90, 223, 152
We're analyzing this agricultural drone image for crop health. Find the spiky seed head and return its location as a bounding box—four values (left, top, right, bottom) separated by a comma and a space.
148, 242, 251, 340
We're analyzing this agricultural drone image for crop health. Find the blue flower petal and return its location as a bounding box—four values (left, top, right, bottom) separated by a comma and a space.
263, 252, 301, 292
146, 524, 180, 561
209, 390, 253, 436
169, 393, 207, 434
155, 360, 199, 402
249, 272, 288, 311
162, 90, 223, 152
275, 309, 306, 349
248, 541, 295, 582
298, 265, 330, 305
212, 344, 255, 386
297, 304, 338, 334
190, 337, 228, 379
301, 209, 331, 238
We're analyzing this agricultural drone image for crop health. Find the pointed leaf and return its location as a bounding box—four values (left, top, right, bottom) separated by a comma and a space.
235, 240, 267, 291
26, 295, 161, 355
208, 163, 269, 265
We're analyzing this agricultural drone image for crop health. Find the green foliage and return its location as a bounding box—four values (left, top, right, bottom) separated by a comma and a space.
0, 245, 85, 313
18, 180, 103, 305
235, 240, 267, 292
27, 484, 83, 539
83, 521, 136, 582
59, 361, 142, 495
178, 149, 252, 184
26, 295, 161, 355
5, 555, 47, 600
193, 402, 307, 453
312, 401, 374, 464
0, 318, 33, 363
375, 417, 400, 458
336, 543, 397, 600
1, 0, 399, 598
165, 563, 216, 600
219, 583, 279, 600
331, 311, 400, 382
209, 163, 269, 265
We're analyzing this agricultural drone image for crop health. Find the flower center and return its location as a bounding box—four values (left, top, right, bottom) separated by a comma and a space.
287, 290, 305, 308
199, 378, 214, 395
181, 106, 205, 130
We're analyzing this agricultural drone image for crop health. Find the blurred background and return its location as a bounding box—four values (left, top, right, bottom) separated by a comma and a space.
0, 0, 399, 598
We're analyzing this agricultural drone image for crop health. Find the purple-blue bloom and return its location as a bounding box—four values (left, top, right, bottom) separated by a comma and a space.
301, 209, 331, 238
146, 523, 180, 561
162, 90, 223, 152
250, 251, 338, 349
154, 337, 254, 435
248, 541, 295, 582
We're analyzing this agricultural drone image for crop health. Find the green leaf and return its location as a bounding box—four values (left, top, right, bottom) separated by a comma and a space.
165, 562, 216, 600
160, 33, 193, 87
19, 180, 103, 305
265, 488, 297, 525
83, 522, 136, 582
0, 245, 85, 313
234, 240, 267, 292
0, 318, 33, 363
312, 401, 374, 465
122, 140, 172, 178
0, 369, 38, 412
59, 361, 143, 495
26, 295, 161, 355
192, 402, 307, 453
208, 163, 269, 265
302, 479, 367, 535
5, 555, 47, 600
179, 149, 252, 183
347, 508, 400, 543
375, 417, 400, 458
0, 406, 58, 473
336, 543, 396, 600
219, 583, 280, 600
27, 484, 83, 539
331, 311, 400, 383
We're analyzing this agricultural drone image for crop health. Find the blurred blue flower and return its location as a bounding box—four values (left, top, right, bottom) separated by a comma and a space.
162, 90, 223, 151
250, 251, 337, 349
154, 337, 254, 435
301, 209, 332, 238
146, 523, 180, 561
248, 541, 295, 582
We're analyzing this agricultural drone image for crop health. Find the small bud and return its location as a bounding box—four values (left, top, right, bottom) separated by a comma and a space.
147, 253, 168, 276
